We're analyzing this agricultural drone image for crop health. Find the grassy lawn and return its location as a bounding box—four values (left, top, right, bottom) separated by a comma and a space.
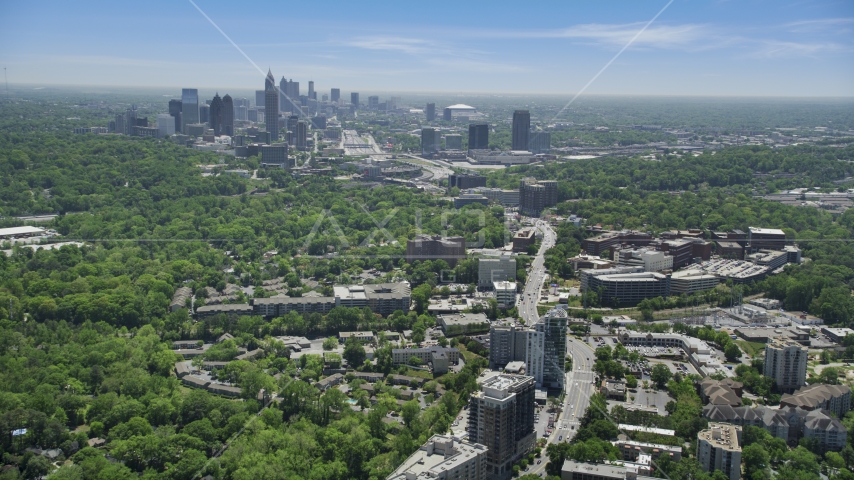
398, 368, 434, 379
457, 344, 485, 364
736, 340, 766, 358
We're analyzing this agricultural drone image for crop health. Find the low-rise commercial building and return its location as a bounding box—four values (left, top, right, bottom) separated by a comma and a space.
821, 327, 854, 343
453, 194, 489, 208
437, 313, 489, 336
493, 281, 517, 307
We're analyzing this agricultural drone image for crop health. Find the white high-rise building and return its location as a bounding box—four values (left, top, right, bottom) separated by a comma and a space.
763, 337, 808, 393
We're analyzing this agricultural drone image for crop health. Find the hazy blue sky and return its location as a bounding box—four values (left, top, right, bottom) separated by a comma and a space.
1, 0, 852, 96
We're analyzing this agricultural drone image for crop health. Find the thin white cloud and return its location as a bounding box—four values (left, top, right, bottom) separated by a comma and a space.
501, 22, 711, 49
783, 17, 854, 32
750, 40, 851, 58
347, 36, 439, 55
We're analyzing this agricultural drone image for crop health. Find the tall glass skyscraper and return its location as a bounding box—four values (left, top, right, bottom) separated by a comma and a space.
511, 110, 530, 151
265, 69, 279, 142
181, 88, 199, 134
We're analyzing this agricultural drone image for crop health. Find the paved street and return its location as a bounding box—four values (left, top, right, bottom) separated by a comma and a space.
519, 220, 556, 326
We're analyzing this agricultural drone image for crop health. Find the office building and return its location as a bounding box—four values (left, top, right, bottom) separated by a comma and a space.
475, 188, 520, 206
426, 102, 436, 122
368, 95, 379, 110
260, 143, 289, 168
181, 88, 199, 134
350, 92, 359, 109
448, 173, 487, 190
387, 435, 489, 480
469, 123, 489, 150
519, 177, 558, 216
748, 227, 787, 252
528, 131, 550, 154
331, 88, 340, 103
445, 134, 462, 150
308, 80, 315, 100
453, 194, 489, 208
168, 99, 182, 133
493, 281, 517, 308
255, 90, 265, 108
468, 374, 536, 477
279, 77, 288, 111
536, 309, 567, 391
199, 104, 210, 125
265, 69, 279, 141
614, 248, 673, 272
421, 127, 441, 155
156, 114, 175, 138
512, 229, 536, 253
405, 235, 465, 267
296, 120, 308, 150
746, 249, 788, 270
311, 115, 327, 130
511, 110, 530, 151
584, 271, 670, 306
478, 256, 516, 288
697, 423, 742, 480
222, 94, 234, 136
764, 338, 808, 393
209, 93, 224, 136
125, 107, 137, 135
286, 115, 299, 135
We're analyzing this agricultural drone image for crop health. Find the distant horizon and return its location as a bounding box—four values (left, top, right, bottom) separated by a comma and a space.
2, 1, 852, 97
7, 82, 854, 101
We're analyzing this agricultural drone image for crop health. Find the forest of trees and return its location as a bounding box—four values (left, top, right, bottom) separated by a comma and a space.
1, 95, 854, 479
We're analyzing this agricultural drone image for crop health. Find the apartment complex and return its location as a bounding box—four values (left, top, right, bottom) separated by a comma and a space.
391, 346, 460, 374
387, 435, 489, 480
519, 178, 558, 216
763, 338, 808, 393
697, 423, 742, 480
468, 374, 536, 478
780, 384, 851, 418
250, 282, 409, 318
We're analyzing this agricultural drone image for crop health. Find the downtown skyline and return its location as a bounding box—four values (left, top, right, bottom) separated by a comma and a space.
1, 0, 853, 97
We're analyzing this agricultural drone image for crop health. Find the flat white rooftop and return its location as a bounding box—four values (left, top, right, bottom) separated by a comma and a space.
0, 226, 45, 237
